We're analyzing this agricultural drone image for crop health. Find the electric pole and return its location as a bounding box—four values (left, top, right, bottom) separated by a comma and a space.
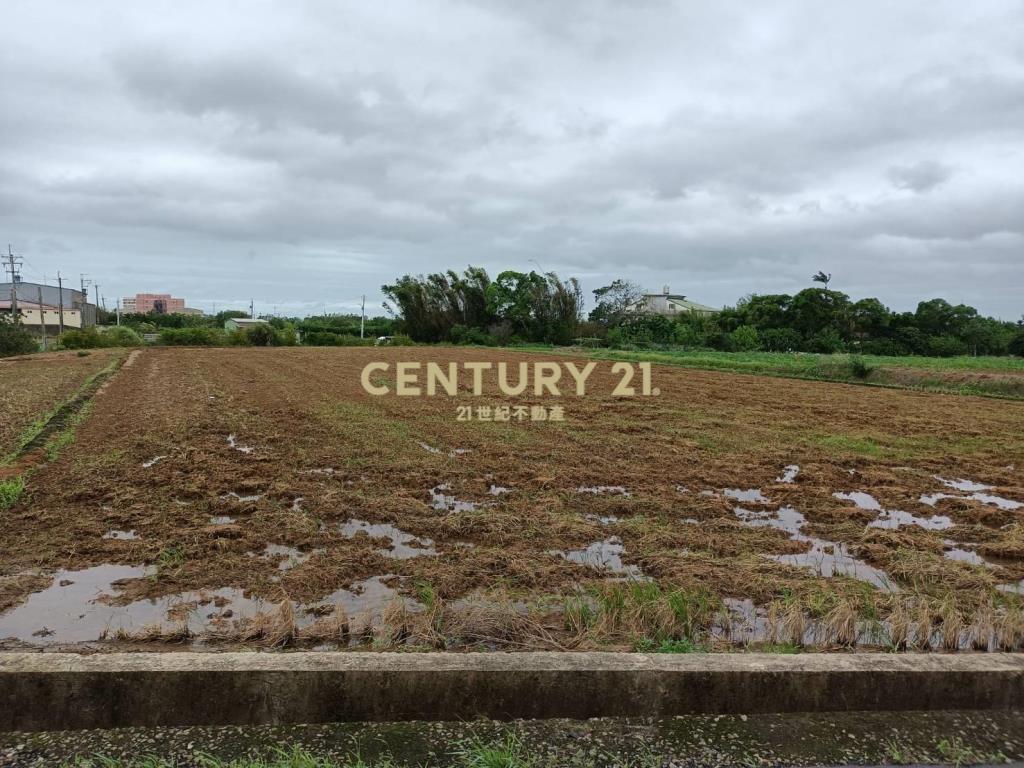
36, 286, 47, 350
56, 272, 65, 334
116, 298, 121, 326
360, 294, 366, 339
250, 299, 255, 319
94, 284, 100, 311
5, 245, 23, 321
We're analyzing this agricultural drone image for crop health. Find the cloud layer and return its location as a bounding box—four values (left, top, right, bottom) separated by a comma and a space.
1, 0, 1022, 317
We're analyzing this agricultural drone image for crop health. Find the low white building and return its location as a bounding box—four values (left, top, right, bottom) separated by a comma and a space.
627, 286, 718, 317
224, 317, 270, 331
0, 300, 83, 335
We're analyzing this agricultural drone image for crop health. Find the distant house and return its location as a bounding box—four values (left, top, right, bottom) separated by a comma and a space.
627, 286, 718, 317
224, 317, 270, 331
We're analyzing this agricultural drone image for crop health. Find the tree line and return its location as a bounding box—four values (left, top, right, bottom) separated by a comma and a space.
594, 280, 1023, 357
4, 268, 1021, 358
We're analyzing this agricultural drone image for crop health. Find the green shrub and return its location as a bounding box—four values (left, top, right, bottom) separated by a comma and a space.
158, 327, 228, 346
727, 325, 760, 352
302, 331, 374, 346
759, 327, 803, 352
58, 326, 104, 349
848, 355, 874, 379
449, 324, 492, 345
100, 326, 143, 347
927, 334, 969, 357
246, 324, 274, 347
0, 477, 25, 510
0, 316, 38, 357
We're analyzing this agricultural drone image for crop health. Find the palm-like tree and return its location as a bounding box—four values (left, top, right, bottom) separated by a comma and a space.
812, 271, 832, 288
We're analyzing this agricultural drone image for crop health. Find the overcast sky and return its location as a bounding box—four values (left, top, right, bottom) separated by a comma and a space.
2, 1, 1022, 319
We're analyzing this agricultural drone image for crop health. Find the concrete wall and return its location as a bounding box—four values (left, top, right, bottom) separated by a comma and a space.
3, 652, 1024, 732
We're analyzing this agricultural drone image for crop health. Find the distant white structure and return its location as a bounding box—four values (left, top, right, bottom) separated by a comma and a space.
627, 286, 718, 317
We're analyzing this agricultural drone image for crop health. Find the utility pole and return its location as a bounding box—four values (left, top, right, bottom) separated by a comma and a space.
94, 284, 100, 310
250, 299, 255, 319
36, 286, 47, 350
116, 298, 121, 326
56, 272, 65, 334
360, 294, 366, 339
5, 245, 23, 321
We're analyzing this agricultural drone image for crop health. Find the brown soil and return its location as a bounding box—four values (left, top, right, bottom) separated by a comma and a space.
0, 349, 125, 456
1, 347, 1023, 651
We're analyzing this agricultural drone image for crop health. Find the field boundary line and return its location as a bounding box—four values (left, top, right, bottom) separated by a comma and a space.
2, 651, 1024, 731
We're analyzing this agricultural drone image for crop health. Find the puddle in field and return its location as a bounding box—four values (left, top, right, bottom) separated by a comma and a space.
338, 519, 437, 559
833, 491, 953, 531
584, 513, 620, 525
733, 506, 895, 591
304, 467, 335, 475
429, 484, 480, 512
0, 562, 412, 645
724, 488, 770, 504
937, 476, 991, 492
734, 506, 806, 536
261, 544, 313, 571
943, 542, 988, 566
419, 442, 472, 458
310, 575, 405, 622
220, 492, 262, 503
833, 491, 882, 511
869, 508, 953, 531
209, 515, 235, 525
776, 465, 800, 484
226, 434, 254, 454
142, 456, 166, 468
577, 486, 630, 496
488, 485, 513, 496
930, 476, 1023, 510
682, 518, 699, 524
290, 497, 305, 513
548, 537, 645, 579
102, 530, 139, 541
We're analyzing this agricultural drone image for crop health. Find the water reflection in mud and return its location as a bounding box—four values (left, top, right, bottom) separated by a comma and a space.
338, 519, 437, 559
548, 537, 645, 579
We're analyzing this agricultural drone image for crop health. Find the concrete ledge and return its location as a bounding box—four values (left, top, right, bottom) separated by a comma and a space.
3, 652, 1024, 732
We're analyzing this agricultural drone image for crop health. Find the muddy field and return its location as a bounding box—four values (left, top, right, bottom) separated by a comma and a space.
1, 346, 1023, 652
0, 349, 125, 457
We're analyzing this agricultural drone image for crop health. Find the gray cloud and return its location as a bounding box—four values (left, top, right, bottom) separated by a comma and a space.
0, 0, 1022, 318
887, 161, 954, 193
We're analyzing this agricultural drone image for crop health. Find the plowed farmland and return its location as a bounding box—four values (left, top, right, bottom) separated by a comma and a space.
0, 349, 125, 457
2, 346, 1023, 652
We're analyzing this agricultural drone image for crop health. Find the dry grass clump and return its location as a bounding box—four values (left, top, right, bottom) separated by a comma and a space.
882, 548, 994, 594
378, 586, 562, 650
102, 621, 192, 644
979, 524, 1024, 559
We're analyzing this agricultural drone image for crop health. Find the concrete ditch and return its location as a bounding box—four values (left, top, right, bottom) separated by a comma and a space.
3, 652, 1024, 732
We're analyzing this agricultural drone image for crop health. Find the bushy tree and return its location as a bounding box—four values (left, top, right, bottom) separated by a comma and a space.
589, 280, 645, 325
728, 325, 760, 351
0, 315, 37, 357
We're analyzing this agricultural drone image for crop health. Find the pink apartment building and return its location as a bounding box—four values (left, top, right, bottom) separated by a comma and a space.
122, 293, 186, 314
